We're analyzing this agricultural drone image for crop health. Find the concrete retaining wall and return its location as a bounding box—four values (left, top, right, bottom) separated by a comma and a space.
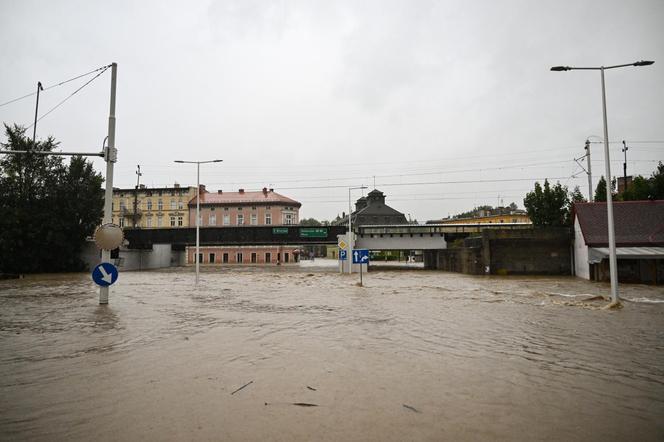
425, 228, 572, 275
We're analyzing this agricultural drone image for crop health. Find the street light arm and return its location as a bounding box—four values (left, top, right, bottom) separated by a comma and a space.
552, 61, 654, 71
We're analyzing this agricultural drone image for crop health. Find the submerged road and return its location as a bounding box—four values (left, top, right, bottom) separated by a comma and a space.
1, 262, 663, 441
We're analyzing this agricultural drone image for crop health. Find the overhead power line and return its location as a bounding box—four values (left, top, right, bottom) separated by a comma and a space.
25, 65, 111, 130
0, 64, 112, 108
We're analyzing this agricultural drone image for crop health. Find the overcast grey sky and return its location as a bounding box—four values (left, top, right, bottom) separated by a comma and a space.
1, 0, 662, 221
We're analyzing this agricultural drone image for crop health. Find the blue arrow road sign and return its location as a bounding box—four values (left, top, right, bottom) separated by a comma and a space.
92, 262, 119, 287
352, 249, 370, 264
339, 249, 347, 261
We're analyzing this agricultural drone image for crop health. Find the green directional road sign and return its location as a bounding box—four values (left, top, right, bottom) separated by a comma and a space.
273, 227, 289, 234
299, 227, 328, 238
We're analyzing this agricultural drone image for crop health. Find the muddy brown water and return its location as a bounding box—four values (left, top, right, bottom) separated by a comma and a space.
1, 261, 663, 441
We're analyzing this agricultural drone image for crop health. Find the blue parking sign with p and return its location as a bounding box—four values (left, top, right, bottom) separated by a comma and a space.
339, 249, 347, 261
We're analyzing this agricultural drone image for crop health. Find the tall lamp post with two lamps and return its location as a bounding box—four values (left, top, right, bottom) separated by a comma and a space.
174, 159, 223, 285
551, 60, 654, 307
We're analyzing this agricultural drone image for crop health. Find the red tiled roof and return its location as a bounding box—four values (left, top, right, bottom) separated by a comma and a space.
189, 190, 301, 207
573, 201, 664, 246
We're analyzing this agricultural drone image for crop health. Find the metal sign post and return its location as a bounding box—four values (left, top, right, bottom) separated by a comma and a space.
352, 249, 369, 286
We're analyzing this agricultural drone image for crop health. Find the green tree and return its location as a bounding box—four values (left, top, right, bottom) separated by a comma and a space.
622, 175, 651, 201
523, 179, 570, 226
569, 185, 587, 203
0, 124, 104, 274
594, 176, 617, 202
649, 161, 664, 200
299, 218, 322, 226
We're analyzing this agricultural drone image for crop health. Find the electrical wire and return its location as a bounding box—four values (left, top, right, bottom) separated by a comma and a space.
0, 64, 112, 108
25, 65, 111, 130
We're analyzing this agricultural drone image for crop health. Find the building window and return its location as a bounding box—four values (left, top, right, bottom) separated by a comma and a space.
158, 199, 163, 211
209, 253, 216, 263
266, 206, 271, 209
251, 214, 257, 225
252, 206, 257, 210
147, 217, 152, 228
170, 216, 176, 227
157, 216, 163, 227
265, 213, 272, 225
251, 252, 257, 263
170, 200, 176, 210
284, 213, 294, 225
238, 207, 243, 211
236, 252, 243, 263
265, 252, 271, 263
119, 217, 125, 227
178, 216, 183, 226
178, 200, 184, 210
223, 214, 230, 225
237, 214, 244, 225
224, 207, 229, 211
209, 214, 216, 226
119, 199, 126, 210
223, 253, 229, 263
147, 199, 152, 211
198, 253, 203, 264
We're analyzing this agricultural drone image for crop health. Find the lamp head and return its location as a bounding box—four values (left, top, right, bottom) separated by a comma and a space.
212, 159, 223, 163
550, 66, 571, 71
174, 160, 184, 163
633, 60, 654, 66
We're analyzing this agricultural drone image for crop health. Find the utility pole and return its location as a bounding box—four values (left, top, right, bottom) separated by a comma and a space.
585, 139, 593, 201
622, 140, 628, 191
32, 82, 43, 144
134, 164, 142, 228
100, 62, 118, 305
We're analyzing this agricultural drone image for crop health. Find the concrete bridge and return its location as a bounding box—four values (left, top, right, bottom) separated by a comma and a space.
355, 223, 532, 250
124, 223, 531, 251
123, 225, 347, 249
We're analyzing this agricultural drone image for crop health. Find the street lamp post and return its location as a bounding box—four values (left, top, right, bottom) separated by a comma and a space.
174, 159, 223, 284
348, 185, 367, 274
551, 60, 654, 306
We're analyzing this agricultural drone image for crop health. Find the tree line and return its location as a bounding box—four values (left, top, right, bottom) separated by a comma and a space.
0, 125, 104, 274
523, 161, 664, 227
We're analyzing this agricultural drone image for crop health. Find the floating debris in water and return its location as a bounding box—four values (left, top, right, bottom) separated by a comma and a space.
230, 380, 253, 395
402, 404, 421, 413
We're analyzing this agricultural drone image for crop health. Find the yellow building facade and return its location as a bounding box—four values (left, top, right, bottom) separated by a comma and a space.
442, 213, 531, 224
112, 184, 198, 228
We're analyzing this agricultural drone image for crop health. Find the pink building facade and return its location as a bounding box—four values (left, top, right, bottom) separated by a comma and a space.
189, 187, 300, 227
186, 188, 302, 265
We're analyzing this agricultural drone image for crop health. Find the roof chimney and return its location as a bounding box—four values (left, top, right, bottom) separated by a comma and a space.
239, 188, 245, 194
198, 184, 206, 194
174, 183, 180, 188
262, 187, 268, 195
217, 189, 223, 194
269, 188, 274, 192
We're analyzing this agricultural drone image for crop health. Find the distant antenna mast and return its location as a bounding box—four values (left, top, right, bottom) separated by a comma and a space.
134, 164, 142, 228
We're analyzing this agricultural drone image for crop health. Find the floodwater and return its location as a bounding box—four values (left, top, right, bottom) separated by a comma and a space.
1, 261, 663, 441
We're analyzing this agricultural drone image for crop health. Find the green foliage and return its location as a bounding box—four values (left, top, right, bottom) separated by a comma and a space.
452, 203, 518, 219
0, 124, 104, 274
622, 176, 651, 201
569, 185, 587, 203
594, 176, 617, 202
523, 179, 570, 226
299, 218, 322, 226
651, 162, 664, 199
